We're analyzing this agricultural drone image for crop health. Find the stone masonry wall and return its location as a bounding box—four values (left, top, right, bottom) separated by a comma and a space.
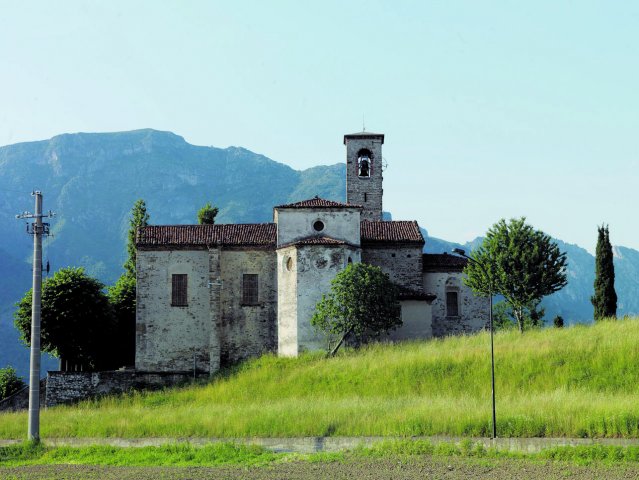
218, 248, 277, 366
362, 244, 424, 292
45, 371, 207, 407
423, 271, 489, 337
345, 136, 383, 221
136, 249, 214, 372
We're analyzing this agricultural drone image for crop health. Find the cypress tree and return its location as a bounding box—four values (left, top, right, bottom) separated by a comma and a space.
591, 225, 617, 320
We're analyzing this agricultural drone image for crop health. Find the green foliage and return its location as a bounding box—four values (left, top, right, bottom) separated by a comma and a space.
107, 274, 137, 368
311, 263, 401, 355
124, 199, 149, 277
493, 300, 546, 331
13, 267, 114, 369
197, 201, 219, 225
592, 225, 617, 320
553, 315, 564, 328
464, 217, 567, 332
0, 366, 25, 399
2, 318, 638, 440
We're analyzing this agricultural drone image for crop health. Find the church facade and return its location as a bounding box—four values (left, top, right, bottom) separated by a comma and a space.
135, 132, 489, 375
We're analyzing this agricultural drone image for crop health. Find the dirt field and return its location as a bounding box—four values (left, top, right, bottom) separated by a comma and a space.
2, 456, 639, 480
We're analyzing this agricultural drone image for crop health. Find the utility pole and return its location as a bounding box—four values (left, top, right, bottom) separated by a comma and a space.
16, 191, 55, 442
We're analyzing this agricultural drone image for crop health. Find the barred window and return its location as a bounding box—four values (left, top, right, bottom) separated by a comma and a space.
242, 274, 259, 305
171, 274, 188, 306
446, 291, 459, 317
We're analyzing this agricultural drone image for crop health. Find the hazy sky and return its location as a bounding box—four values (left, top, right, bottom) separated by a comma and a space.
1, 1, 638, 253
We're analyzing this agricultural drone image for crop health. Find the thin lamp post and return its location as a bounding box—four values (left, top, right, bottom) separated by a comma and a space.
452, 248, 496, 439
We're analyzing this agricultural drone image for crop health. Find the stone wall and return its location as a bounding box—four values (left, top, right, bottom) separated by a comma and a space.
219, 247, 277, 365
45, 371, 207, 407
0, 378, 46, 412
423, 271, 489, 337
136, 249, 214, 372
362, 244, 424, 291
345, 134, 384, 221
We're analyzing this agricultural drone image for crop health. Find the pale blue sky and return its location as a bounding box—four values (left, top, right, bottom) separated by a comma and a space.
1, 1, 638, 253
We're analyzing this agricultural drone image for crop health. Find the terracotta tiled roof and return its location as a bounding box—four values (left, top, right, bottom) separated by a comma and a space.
422, 253, 468, 272
398, 286, 437, 302
294, 236, 347, 246
136, 224, 276, 248
275, 196, 362, 209
278, 235, 358, 249
360, 220, 424, 244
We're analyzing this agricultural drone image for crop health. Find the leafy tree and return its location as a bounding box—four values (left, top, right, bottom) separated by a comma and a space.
311, 263, 402, 356
492, 300, 545, 331
107, 274, 137, 367
197, 202, 219, 225
124, 199, 149, 277
464, 217, 568, 333
14, 267, 114, 370
0, 366, 25, 399
553, 315, 565, 328
591, 225, 617, 320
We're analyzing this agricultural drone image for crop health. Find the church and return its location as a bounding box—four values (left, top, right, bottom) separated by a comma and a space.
134, 131, 489, 375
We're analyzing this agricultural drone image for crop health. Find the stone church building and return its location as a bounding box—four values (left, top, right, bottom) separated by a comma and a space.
134, 131, 489, 375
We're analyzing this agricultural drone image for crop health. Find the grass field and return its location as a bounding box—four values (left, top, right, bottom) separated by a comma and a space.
1, 317, 638, 439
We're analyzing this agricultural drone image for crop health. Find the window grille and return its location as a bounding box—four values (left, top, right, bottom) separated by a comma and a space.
171, 274, 188, 306
242, 274, 259, 305
446, 291, 459, 317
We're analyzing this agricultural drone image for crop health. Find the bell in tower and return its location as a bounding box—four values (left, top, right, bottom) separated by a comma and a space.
344, 131, 384, 221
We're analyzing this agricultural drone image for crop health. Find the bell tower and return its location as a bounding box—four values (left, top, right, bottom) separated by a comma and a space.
344, 131, 384, 221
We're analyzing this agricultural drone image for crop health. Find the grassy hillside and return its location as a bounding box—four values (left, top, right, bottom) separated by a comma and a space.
2, 318, 639, 439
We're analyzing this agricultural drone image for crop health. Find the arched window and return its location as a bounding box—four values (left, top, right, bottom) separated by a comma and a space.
357, 149, 372, 177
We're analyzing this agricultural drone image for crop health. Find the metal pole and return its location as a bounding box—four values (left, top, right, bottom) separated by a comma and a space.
489, 289, 496, 439
452, 248, 497, 440
28, 191, 43, 442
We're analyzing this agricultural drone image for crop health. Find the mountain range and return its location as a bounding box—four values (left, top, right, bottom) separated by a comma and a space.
1, 129, 637, 378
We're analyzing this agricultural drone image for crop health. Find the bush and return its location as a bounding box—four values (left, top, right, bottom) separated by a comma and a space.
0, 366, 25, 400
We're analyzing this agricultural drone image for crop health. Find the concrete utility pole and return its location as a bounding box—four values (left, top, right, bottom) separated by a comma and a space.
16, 191, 55, 442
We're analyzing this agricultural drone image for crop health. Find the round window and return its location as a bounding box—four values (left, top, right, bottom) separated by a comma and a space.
313, 220, 325, 232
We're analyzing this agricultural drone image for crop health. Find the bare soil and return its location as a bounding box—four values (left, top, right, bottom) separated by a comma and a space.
2, 456, 639, 480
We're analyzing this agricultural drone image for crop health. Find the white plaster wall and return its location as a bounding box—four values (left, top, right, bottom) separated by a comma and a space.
423, 271, 489, 337
275, 208, 361, 247
277, 246, 298, 357
136, 249, 212, 372
295, 245, 361, 353
387, 300, 433, 341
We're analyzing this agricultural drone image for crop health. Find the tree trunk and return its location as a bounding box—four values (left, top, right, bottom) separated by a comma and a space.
516, 307, 524, 333
329, 327, 354, 357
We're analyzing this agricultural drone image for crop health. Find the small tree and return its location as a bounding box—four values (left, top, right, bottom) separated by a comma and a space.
0, 366, 25, 399
311, 263, 402, 356
124, 199, 149, 277
464, 217, 568, 333
107, 274, 136, 368
591, 225, 617, 320
197, 202, 219, 225
14, 267, 114, 370
553, 315, 564, 328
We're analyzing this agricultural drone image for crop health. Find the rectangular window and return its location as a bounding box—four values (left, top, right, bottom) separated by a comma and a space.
446, 291, 459, 317
242, 274, 259, 305
171, 274, 188, 306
